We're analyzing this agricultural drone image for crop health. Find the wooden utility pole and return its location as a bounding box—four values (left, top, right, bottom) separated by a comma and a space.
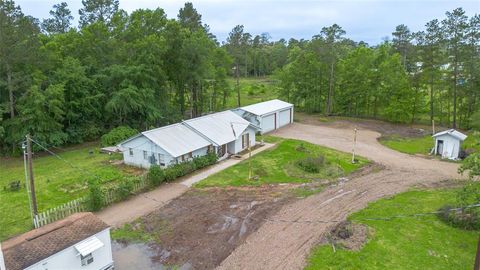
432, 119, 436, 135
248, 146, 252, 180
352, 128, 358, 163
26, 134, 38, 216
235, 64, 240, 107
474, 236, 480, 270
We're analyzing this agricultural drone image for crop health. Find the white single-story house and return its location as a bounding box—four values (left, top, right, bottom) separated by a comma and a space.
120, 123, 213, 168
183, 110, 258, 157
119, 110, 259, 169
233, 99, 294, 134
0, 212, 113, 270
433, 129, 467, 159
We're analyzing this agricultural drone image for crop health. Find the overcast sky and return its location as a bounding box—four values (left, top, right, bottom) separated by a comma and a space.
14, 0, 480, 44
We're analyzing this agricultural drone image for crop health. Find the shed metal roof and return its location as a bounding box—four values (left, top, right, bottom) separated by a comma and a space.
183, 110, 252, 146
240, 99, 293, 116
432, 129, 467, 141
142, 123, 212, 157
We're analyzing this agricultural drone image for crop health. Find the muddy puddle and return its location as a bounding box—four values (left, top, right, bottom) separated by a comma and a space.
113, 187, 294, 269
112, 241, 192, 270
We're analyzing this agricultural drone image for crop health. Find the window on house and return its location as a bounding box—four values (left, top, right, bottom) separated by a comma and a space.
129, 148, 133, 156
81, 253, 94, 266
143, 150, 148, 160
181, 155, 185, 162
189, 152, 193, 158
158, 154, 165, 166
207, 145, 213, 153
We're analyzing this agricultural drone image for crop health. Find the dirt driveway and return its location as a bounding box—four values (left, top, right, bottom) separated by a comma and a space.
217, 122, 462, 270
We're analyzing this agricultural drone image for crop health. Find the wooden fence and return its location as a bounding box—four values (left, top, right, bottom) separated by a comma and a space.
33, 197, 88, 228
33, 176, 150, 228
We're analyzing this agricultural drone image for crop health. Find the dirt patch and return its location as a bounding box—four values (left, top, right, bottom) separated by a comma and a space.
322, 221, 370, 251
115, 187, 295, 269
295, 112, 436, 138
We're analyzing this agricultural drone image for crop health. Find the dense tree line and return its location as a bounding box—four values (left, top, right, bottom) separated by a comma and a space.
226, 9, 479, 128
0, 0, 232, 154
1, 1, 478, 155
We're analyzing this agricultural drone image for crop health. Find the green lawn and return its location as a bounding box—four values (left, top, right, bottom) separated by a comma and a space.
225, 76, 279, 108
380, 132, 480, 156
195, 138, 368, 187
0, 143, 136, 240
379, 135, 434, 155
306, 189, 479, 270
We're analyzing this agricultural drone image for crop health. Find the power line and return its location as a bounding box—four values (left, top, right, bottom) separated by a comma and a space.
30, 138, 102, 180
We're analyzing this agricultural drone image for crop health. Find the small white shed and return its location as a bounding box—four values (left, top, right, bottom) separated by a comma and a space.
432, 129, 467, 159
234, 99, 294, 134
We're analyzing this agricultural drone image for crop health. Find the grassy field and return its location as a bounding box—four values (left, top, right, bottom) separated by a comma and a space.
380, 132, 480, 155
225, 77, 280, 108
0, 143, 137, 240
379, 135, 434, 155
306, 189, 479, 270
195, 138, 368, 187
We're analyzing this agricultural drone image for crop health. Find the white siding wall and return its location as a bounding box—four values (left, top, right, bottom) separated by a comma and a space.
122, 135, 212, 168
25, 229, 113, 270
122, 136, 175, 169
434, 134, 461, 159
228, 127, 256, 154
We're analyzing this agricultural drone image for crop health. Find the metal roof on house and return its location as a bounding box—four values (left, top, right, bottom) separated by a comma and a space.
1, 212, 109, 270
142, 123, 212, 157
183, 110, 252, 146
432, 129, 468, 141
240, 99, 293, 116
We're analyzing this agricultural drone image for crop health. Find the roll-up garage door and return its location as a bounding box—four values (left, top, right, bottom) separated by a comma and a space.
279, 108, 291, 127
262, 113, 276, 133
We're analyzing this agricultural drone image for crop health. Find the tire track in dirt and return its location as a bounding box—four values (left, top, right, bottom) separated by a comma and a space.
217, 123, 462, 270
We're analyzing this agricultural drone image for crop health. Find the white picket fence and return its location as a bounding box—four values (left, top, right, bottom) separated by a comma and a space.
33, 197, 87, 228
33, 176, 150, 228
103, 177, 149, 205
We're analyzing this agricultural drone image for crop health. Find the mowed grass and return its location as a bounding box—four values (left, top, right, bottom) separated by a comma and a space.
0, 143, 136, 240
379, 135, 434, 155
195, 138, 368, 187
306, 189, 479, 270
225, 77, 279, 108
380, 132, 479, 156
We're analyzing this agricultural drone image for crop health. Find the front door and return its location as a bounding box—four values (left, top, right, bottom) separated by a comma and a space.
437, 140, 444, 155
218, 144, 227, 157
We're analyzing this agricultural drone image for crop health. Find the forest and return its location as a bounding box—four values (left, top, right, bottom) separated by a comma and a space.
0, 0, 479, 155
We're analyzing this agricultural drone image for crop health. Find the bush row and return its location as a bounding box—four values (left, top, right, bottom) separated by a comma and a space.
148, 152, 218, 185
87, 152, 218, 211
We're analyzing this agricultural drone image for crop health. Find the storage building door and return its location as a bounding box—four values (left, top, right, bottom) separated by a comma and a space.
262, 113, 276, 133
279, 108, 292, 127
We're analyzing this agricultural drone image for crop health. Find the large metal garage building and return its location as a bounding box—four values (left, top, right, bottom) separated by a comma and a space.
234, 99, 294, 134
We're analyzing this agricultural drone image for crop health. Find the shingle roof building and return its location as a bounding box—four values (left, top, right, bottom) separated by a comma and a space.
1, 213, 109, 270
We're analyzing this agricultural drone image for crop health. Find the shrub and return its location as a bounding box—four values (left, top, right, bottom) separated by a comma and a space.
296, 155, 325, 173
5, 180, 21, 192
296, 143, 309, 153
438, 182, 480, 230
101, 126, 138, 147
88, 179, 104, 211
164, 153, 218, 182
459, 152, 480, 179
118, 177, 135, 200
148, 165, 165, 186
